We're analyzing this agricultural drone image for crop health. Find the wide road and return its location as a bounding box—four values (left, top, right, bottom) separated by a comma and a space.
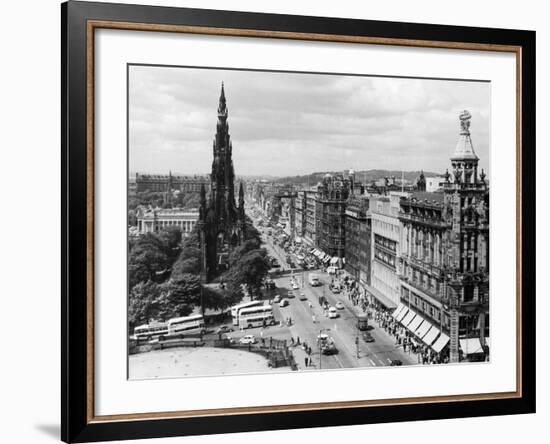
247, 207, 417, 370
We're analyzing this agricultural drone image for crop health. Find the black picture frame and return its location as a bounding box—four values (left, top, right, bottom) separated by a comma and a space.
61, 1, 536, 442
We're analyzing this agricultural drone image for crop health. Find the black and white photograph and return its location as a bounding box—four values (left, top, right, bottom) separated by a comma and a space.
127, 65, 491, 379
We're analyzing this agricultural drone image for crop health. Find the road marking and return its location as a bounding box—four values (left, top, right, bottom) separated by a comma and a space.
368, 358, 376, 366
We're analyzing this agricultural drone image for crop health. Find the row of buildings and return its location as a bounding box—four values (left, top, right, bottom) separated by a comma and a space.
248, 110, 489, 362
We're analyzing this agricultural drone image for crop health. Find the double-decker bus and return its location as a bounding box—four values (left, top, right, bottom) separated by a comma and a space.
167, 314, 205, 337
238, 304, 275, 329
133, 321, 168, 341
231, 301, 264, 326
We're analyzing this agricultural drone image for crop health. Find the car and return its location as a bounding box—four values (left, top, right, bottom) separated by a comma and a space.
279, 298, 289, 307
298, 293, 307, 301
330, 285, 342, 294
216, 325, 233, 334
291, 283, 299, 290
287, 291, 295, 299
239, 335, 256, 345
362, 331, 375, 343
390, 359, 403, 366
273, 294, 281, 303
322, 343, 338, 355
328, 306, 339, 318
335, 301, 345, 310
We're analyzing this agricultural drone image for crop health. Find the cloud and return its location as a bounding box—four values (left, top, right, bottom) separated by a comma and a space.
129, 65, 490, 176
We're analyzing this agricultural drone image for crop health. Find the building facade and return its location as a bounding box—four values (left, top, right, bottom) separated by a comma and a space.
315, 174, 352, 258
197, 83, 246, 280
303, 189, 317, 246
135, 173, 210, 193
398, 110, 489, 362
344, 194, 371, 286
369, 192, 407, 308
294, 191, 306, 239
136, 208, 199, 235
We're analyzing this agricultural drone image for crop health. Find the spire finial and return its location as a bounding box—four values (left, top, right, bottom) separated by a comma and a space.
459, 109, 472, 135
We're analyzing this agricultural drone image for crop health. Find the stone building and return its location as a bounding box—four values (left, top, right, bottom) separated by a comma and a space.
136, 208, 199, 235
344, 194, 371, 286
135, 172, 210, 193
197, 83, 246, 280
398, 110, 489, 362
303, 189, 317, 246
315, 173, 352, 258
369, 192, 407, 309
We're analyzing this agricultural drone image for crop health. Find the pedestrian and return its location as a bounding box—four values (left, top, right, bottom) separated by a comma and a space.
297, 336, 300, 345
304, 357, 308, 367
291, 337, 294, 345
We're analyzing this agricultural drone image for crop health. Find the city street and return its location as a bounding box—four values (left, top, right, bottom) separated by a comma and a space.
246, 207, 418, 370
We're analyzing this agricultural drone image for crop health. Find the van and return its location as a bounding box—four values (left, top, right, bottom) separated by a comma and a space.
308, 274, 321, 286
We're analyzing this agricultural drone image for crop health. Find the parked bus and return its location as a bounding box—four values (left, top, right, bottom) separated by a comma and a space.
167, 314, 205, 337
133, 321, 168, 341
231, 301, 264, 326
238, 304, 275, 329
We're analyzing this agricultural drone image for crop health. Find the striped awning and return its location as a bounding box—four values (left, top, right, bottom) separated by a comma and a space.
401, 311, 416, 327
407, 315, 423, 333
414, 319, 433, 339
395, 306, 409, 323
392, 303, 406, 319
422, 326, 440, 346
432, 333, 450, 353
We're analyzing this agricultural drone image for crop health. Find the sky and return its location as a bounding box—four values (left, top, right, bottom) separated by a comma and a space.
129, 65, 490, 177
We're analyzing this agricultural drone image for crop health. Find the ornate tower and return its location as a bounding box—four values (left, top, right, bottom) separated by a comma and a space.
443, 110, 490, 362
416, 171, 426, 191
199, 83, 246, 280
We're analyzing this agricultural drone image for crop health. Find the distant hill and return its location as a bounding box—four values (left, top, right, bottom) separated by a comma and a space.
271, 170, 442, 186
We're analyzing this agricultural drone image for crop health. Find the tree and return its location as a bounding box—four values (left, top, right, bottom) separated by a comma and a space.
222, 248, 271, 299
128, 280, 162, 330
157, 275, 200, 320
171, 228, 201, 279
157, 226, 183, 263
128, 233, 170, 288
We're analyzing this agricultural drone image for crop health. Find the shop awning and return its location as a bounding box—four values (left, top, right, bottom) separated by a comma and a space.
460, 338, 484, 355
392, 303, 406, 319
422, 326, 440, 346
395, 306, 409, 322
401, 311, 416, 327
407, 315, 423, 333
432, 333, 450, 353
414, 319, 433, 339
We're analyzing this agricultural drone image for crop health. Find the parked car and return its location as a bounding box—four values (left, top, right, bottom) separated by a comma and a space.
335, 301, 345, 310
390, 359, 403, 366
292, 283, 299, 290
328, 306, 339, 318
239, 335, 256, 345
287, 291, 295, 299
279, 298, 289, 307
362, 331, 375, 343
298, 293, 307, 301
273, 294, 281, 303
216, 325, 233, 334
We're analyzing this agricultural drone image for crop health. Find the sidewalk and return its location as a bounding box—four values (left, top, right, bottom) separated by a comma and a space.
323, 273, 423, 365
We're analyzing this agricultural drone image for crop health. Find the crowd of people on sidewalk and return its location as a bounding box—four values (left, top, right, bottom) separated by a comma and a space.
331, 271, 450, 366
